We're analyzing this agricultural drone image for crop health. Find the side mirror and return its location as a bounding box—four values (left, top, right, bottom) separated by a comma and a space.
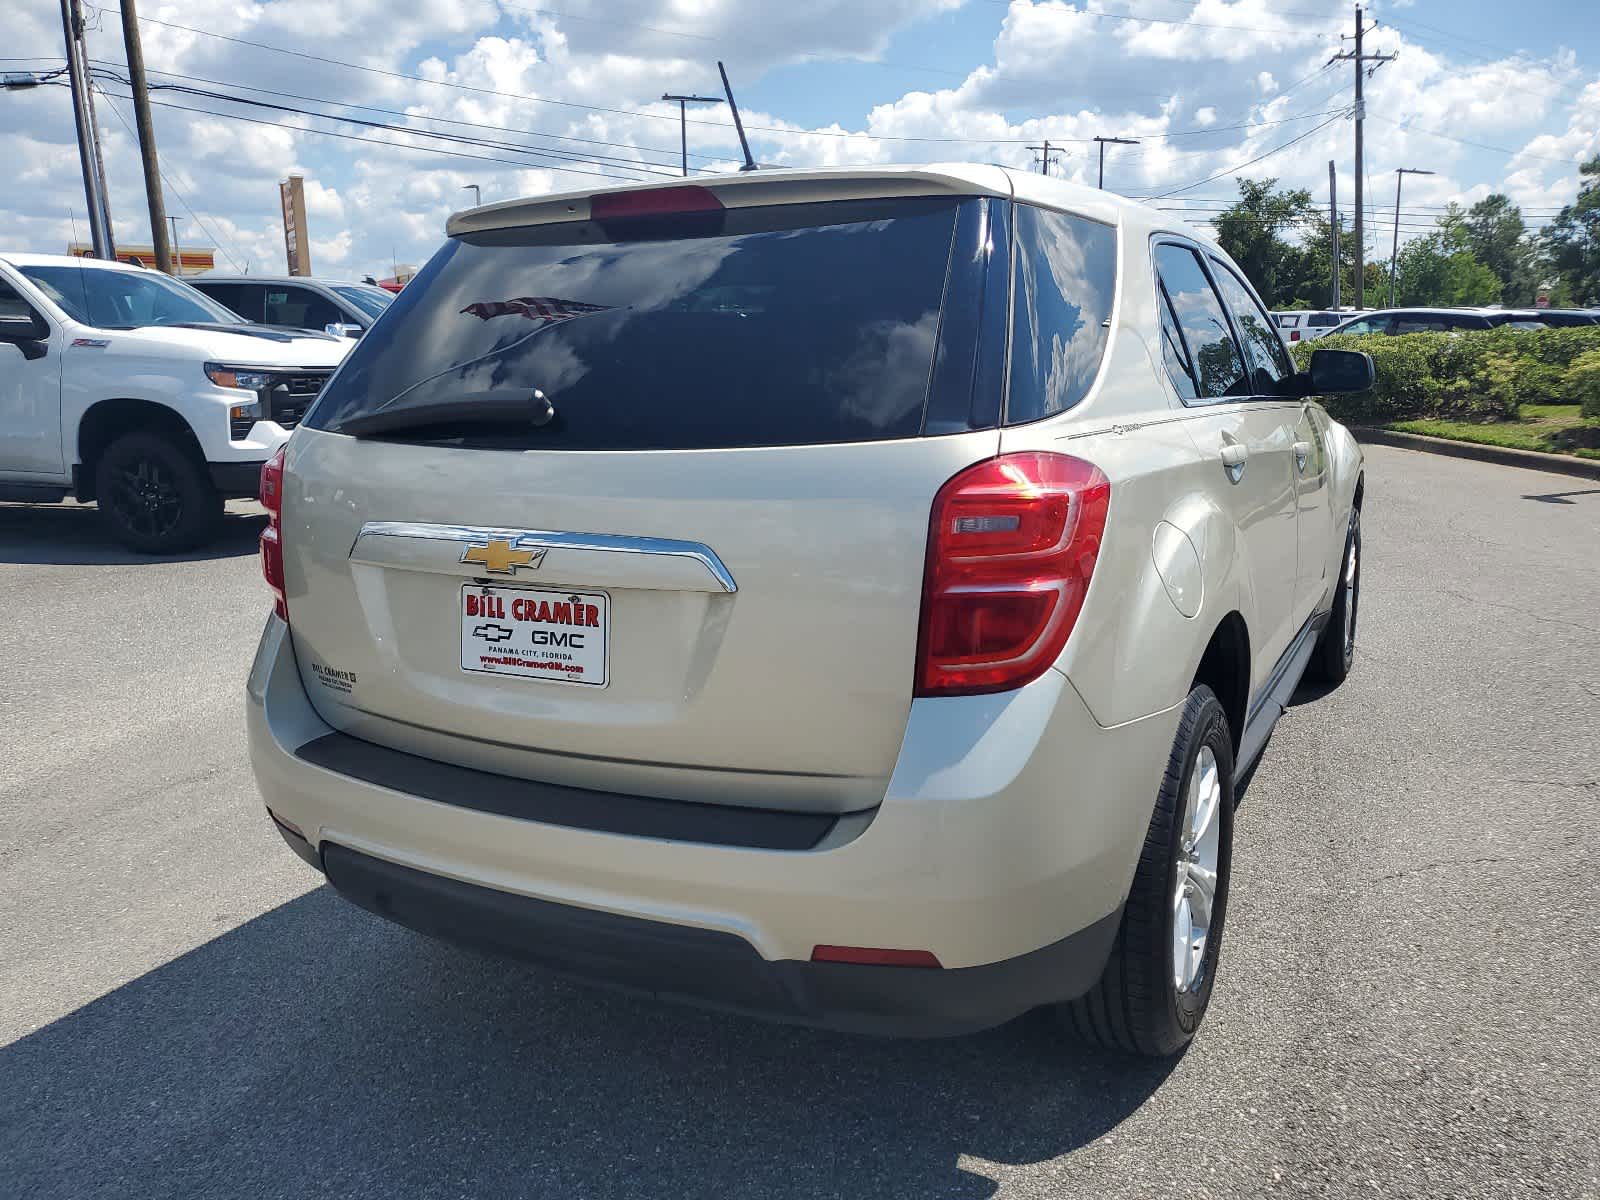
0, 312, 48, 360
324, 322, 364, 338
1306, 347, 1374, 394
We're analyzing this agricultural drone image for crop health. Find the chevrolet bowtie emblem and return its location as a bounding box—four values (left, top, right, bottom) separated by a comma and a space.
461, 539, 546, 575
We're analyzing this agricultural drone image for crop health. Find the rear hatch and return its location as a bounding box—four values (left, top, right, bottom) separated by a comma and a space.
282, 179, 1012, 813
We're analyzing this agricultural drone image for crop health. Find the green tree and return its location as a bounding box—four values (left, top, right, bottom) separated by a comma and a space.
1543, 155, 1600, 306
1394, 216, 1503, 307
1212, 178, 1320, 307
1446, 194, 1540, 304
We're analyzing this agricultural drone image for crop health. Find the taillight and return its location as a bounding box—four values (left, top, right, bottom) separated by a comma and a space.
1290, 330, 1301, 341
914, 451, 1110, 697
260, 446, 287, 622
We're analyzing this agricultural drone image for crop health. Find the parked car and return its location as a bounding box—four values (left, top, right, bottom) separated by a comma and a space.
189, 275, 393, 338
1327, 307, 1549, 335
1272, 309, 1368, 343
246, 165, 1372, 1057
0, 252, 350, 551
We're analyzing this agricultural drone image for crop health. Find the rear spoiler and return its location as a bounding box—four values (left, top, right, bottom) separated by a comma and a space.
446, 165, 1016, 238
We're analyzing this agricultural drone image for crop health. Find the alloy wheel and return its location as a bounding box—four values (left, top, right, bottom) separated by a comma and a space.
1172, 743, 1222, 995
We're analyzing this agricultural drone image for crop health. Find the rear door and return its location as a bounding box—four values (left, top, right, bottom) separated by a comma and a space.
1154, 241, 1301, 689
281, 192, 1011, 812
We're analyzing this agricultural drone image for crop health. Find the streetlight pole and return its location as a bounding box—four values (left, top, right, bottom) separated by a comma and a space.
1093, 136, 1140, 190
661, 92, 724, 177
1388, 167, 1434, 307
462, 184, 482, 207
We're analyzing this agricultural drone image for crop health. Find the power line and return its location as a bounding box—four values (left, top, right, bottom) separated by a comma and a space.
1142, 113, 1347, 199
90, 85, 659, 182
111, 62, 704, 168
90, 66, 683, 177
93, 85, 250, 270
1366, 114, 1593, 166
978, 0, 1340, 39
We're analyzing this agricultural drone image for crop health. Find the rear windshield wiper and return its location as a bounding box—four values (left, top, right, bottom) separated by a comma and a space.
334, 390, 555, 439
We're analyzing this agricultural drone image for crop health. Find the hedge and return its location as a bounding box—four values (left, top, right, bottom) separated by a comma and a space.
1289, 326, 1600, 424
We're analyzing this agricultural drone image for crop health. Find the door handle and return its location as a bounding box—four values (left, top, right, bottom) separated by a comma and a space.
1293, 441, 1311, 471
1219, 442, 1248, 483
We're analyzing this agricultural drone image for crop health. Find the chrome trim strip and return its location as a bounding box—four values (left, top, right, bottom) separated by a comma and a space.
353, 521, 738, 594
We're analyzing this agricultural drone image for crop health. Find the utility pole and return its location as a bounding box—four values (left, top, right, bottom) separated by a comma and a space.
59, 0, 112, 258
119, 0, 172, 273
167, 214, 182, 274
1334, 5, 1394, 308
661, 92, 724, 177
1388, 166, 1434, 306
1093, 135, 1140, 190
717, 62, 757, 172
1026, 140, 1065, 176
1328, 160, 1341, 310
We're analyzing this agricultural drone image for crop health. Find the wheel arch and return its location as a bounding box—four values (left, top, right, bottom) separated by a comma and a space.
1190, 611, 1250, 753
75, 398, 205, 502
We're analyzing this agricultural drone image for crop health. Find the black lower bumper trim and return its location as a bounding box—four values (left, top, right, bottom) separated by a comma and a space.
321, 843, 1122, 1037
208, 460, 266, 498
295, 731, 846, 851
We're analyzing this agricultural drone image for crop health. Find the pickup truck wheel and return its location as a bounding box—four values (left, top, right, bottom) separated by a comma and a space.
1060, 684, 1234, 1057
95, 432, 223, 554
1309, 509, 1360, 685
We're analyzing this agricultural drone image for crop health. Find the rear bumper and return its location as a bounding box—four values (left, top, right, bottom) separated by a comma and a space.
319, 840, 1119, 1037
247, 615, 1180, 1035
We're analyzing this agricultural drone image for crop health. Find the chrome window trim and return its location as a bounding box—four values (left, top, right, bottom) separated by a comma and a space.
352, 521, 738, 594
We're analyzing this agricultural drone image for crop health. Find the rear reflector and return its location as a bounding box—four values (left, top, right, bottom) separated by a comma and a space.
915, 451, 1110, 697
590, 185, 724, 220
810, 946, 943, 968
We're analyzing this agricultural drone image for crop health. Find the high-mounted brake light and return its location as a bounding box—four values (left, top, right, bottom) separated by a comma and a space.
589, 185, 724, 220
914, 451, 1110, 697
259, 446, 287, 622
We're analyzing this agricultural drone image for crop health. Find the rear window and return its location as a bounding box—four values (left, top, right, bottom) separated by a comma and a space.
1307, 313, 1340, 327
305, 196, 968, 450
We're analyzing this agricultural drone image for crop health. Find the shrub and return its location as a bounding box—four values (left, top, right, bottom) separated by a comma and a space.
1564, 349, 1600, 418
1292, 326, 1600, 423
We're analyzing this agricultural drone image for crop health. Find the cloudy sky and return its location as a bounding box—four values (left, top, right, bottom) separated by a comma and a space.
3, 0, 1596, 279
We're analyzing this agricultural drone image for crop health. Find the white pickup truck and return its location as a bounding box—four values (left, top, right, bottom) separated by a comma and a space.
0, 252, 350, 552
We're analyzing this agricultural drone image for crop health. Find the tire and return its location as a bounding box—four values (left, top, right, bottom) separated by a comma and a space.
94, 432, 223, 554
1308, 508, 1361, 686
1061, 685, 1235, 1057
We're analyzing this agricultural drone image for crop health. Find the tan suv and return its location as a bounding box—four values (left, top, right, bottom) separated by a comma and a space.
247, 165, 1372, 1056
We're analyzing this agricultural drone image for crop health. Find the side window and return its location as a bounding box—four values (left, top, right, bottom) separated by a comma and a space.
1394, 316, 1450, 334
1157, 285, 1198, 401
198, 283, 260, 321
1209, 259, 1294, 393
1153, 243, 1247, 401
264, 286, 342, 330
1006, 205, 1117, 424
1338, 317, 1387, 336
0, 276, 41, 323
1308, 313, 1340, 328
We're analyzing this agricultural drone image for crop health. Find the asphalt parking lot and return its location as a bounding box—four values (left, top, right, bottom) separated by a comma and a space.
2, 444, 1597, 1199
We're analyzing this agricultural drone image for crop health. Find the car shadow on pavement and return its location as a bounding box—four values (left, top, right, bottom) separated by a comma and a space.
1, 886, 1175, 1199
0, 501, 265, 565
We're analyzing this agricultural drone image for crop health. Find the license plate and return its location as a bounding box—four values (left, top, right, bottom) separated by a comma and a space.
459, 584, 609, 687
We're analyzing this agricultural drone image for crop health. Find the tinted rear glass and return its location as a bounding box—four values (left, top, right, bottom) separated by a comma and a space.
305, 197, 966, 450
1005, 205, 1116, 424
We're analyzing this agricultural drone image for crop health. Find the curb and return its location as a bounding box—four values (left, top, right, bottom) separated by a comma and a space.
1351, 426, 1600, 481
